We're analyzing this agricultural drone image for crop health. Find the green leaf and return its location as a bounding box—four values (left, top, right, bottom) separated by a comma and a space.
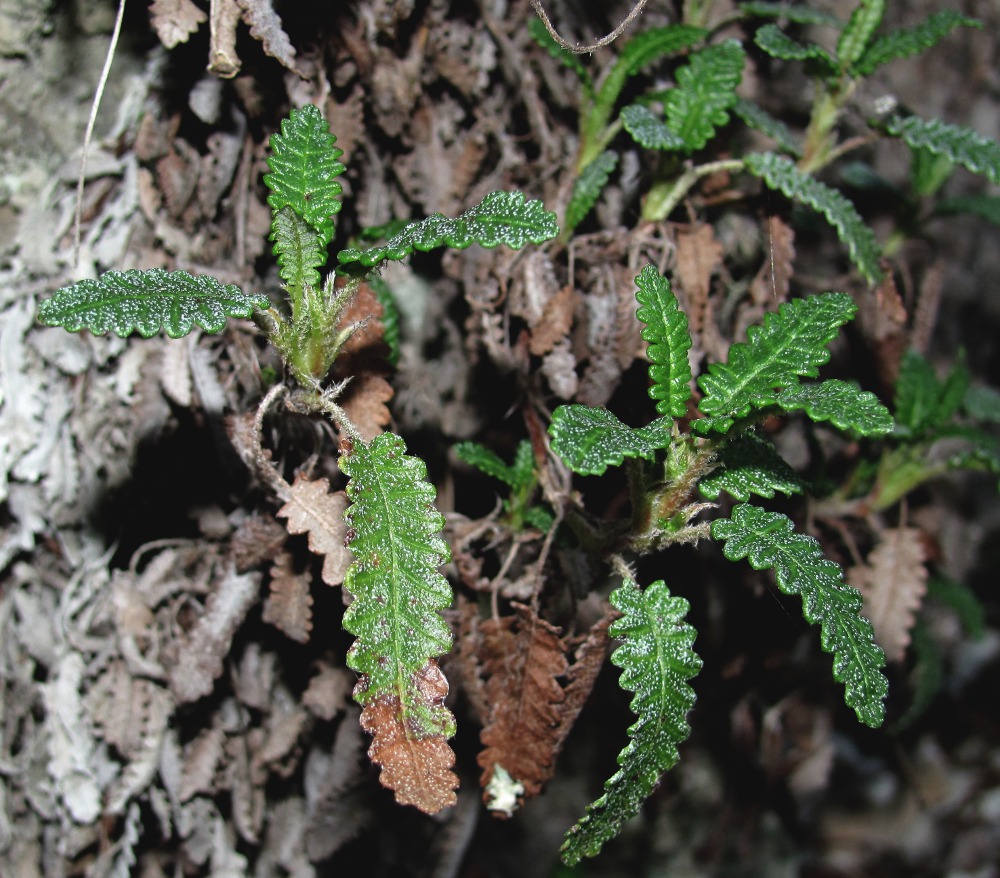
927, 575, 985, 640
712, 504, 887, 727
367, 275, 401, 367
549, 406, 672, 476
893, 349, 969, 436
739, 2, 841, 27
455, 441, 520, 488
909, 146, 955, 197
270, 206, 326, 292
964, 384, 1000, 423
693, 292, 857, 434
264, 104, 345, 248
745, 152, 883, 283
527, 16, 594, 98
565, 151, 619, 235
614, 25, 708, 79
662, 40, 745, 153
774, 379, 893, 435
37, 269, 269, 339
622, 104, 686, 150
854, 11, 980, 76
836, 0, 885, 68
634, 265, 692, 418
561, 579, 701, 865
753, 24, 837, 74
732, 97, 802, 157
337, 191, 559, 269
699, 431, 805, 501
340, 432, 454, 715
935, 195, 1000, 226
884, 115, 1000, 186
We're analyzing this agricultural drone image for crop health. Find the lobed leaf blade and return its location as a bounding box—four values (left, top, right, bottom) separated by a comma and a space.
745, 152, 883, 283
836, 0, 885, 67
561, 579, 701, 865
884, 115, 1000, 186
565, 151, 619, 235
549, 406, 672, 476
339, 432, 458, 812
693, 292, 858, 434
337, 191, 559, 269
855, 11, 980, 76
699, 431, 805, 501
264, 103, 345, 248
893, 349, 969, 436
753, 24, 837, 73
37, 269, 269, 339
775, 379, 894, 436
712, 504, 888, 727
662, 40, 745, 153
732, 97, 802, 157
622, 104, 686, 150
270, 205, 326, 292
634, 264, 692, 418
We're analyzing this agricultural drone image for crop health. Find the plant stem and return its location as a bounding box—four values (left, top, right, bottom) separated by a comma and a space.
642, 158, 745, 221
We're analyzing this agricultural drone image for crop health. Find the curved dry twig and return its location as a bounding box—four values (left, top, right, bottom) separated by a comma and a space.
529, 0, 649, 54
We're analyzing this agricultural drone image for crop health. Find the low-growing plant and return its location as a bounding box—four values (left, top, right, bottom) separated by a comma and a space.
34, 0, 1000, 869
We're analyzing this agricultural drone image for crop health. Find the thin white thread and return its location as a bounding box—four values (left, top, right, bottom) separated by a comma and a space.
74, 0, 127, 268
529, 0, 649, 54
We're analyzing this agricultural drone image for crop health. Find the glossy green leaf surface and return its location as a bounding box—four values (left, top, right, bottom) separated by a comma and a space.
775, 379, 893, 435
699, 431, 805, 501
634, 265, 692, 418
694, 292, 857, 433
264, 104, 345, 248
712, 503, 887, 727
622, 104, 686, 150
561, 579, 701, 864
565, 151, 619, 234
745, 152, 882, 283
337, 191, 559, 269
270, 206, 325, 292
37, 269, 269, 339
340, 432, 455, 734
662, 40, 745, 152
549, 406, 672, 476
884, 115, 1000, 186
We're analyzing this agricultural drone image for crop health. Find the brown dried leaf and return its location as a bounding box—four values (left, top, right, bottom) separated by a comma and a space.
276, 475, 351, 587
750, 215, 795, 304
167, 567, 260, 703
302, 662, 354, 720
208, 0, 242, 77
849, 526, 928, 663
180, 726, 226, 802
86, 663, 173, 760
262, 550, 313, 643
236, 0, 301, 74
529, 284, 576, 357
557, 611, 614, 736
340, 373, 394, 442
150, 0, 207, 48
477, 603, 568, 810
230, 513, 288, 572
254, 707, 310, 776
676, 223, 723, 308
359, 661, 459, 814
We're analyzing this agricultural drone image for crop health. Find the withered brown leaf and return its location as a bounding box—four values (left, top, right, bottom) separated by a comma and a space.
149, 0, 207, 49
477, 603, 568, 810
262, 550, 313, 643
277, 475, 351, 587
359, 661, 459, 814
849, 526, 928, 663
